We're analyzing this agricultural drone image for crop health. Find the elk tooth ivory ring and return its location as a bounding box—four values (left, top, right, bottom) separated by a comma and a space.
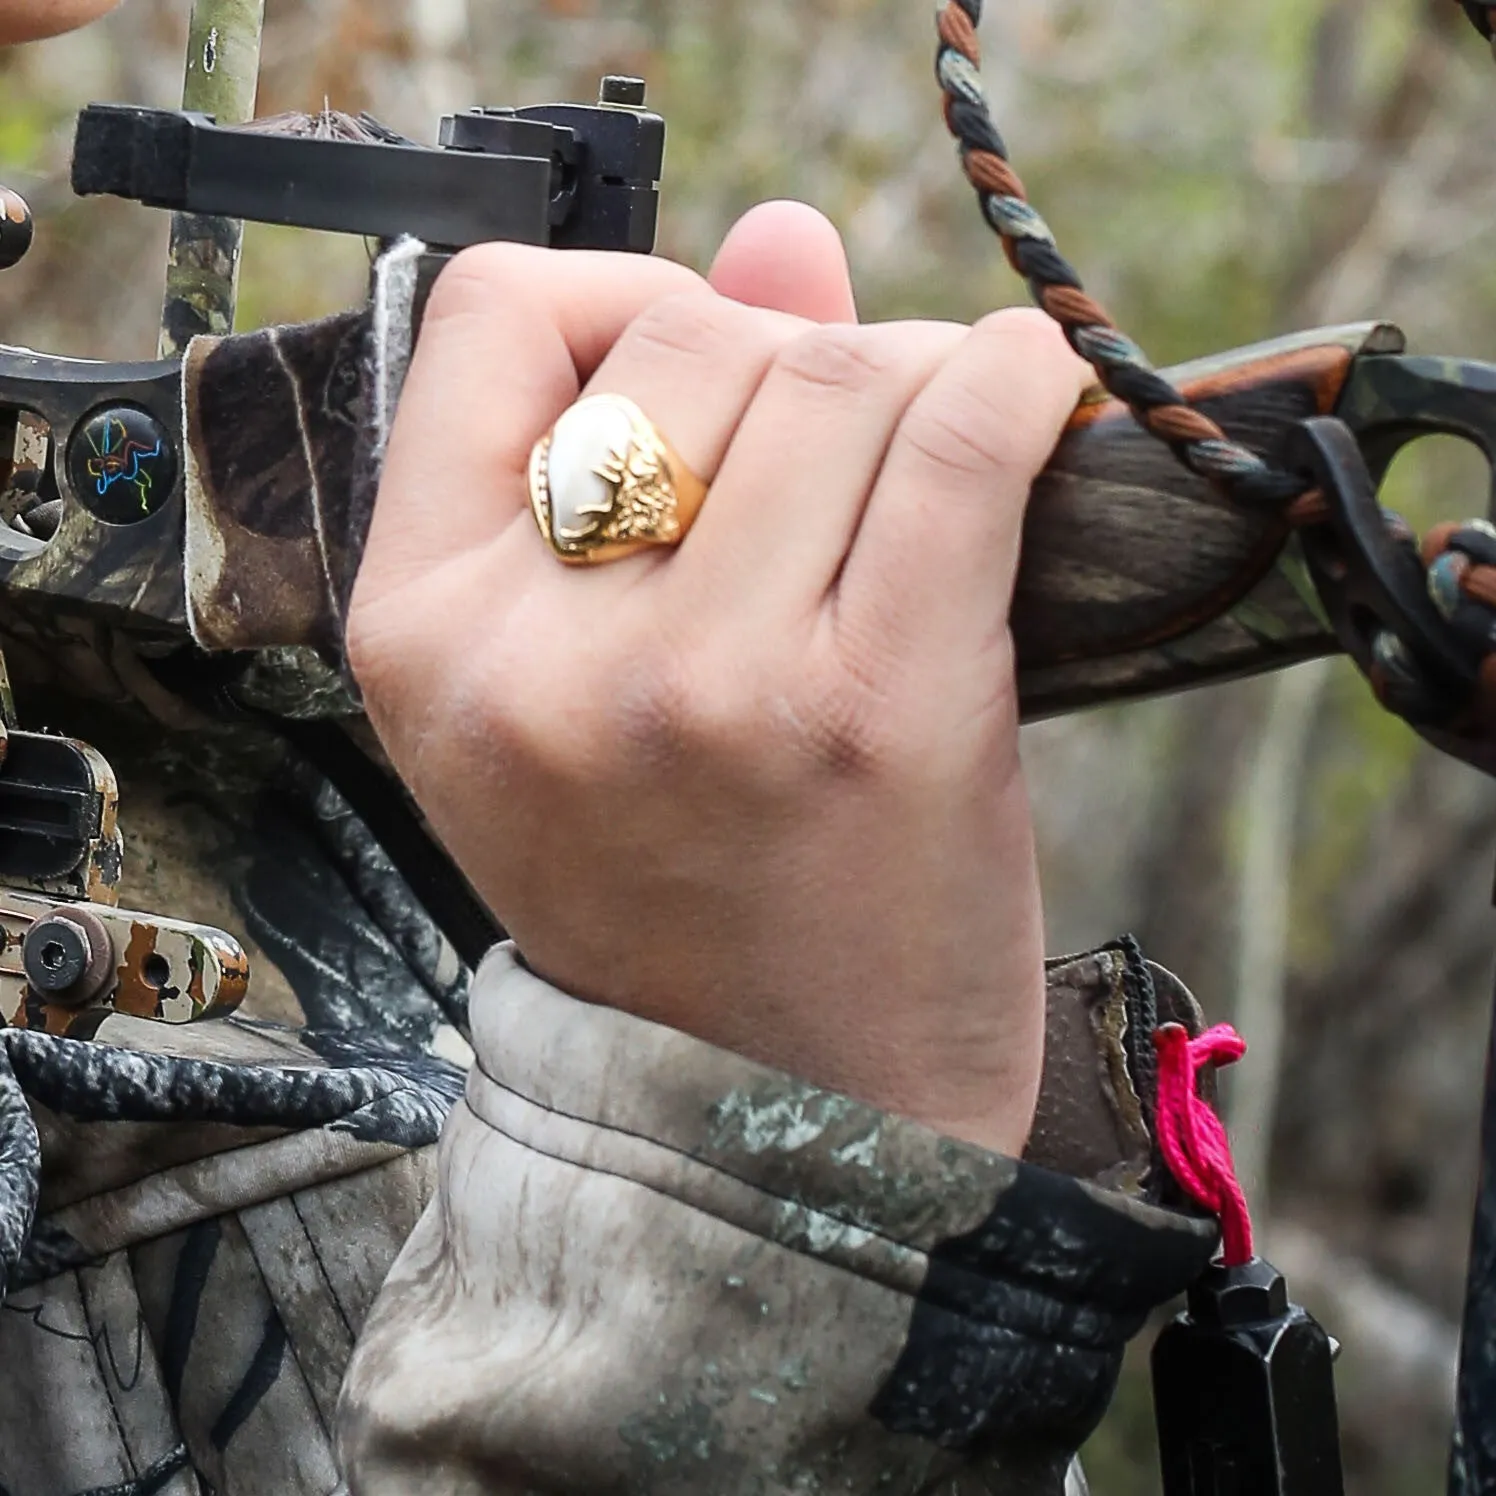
528, 393, 708, 566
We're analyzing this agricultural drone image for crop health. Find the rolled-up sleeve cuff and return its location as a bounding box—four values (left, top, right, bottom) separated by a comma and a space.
341, 945, 1216, 1493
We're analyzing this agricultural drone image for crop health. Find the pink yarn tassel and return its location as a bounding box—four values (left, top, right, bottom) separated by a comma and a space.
1153, 1023, 1255, 1267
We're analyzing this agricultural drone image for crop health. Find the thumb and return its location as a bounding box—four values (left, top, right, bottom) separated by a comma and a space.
707, 200, 858, 324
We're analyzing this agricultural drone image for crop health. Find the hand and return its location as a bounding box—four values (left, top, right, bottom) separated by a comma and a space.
0, 0, 121, 45
349, 204, 1090, 1156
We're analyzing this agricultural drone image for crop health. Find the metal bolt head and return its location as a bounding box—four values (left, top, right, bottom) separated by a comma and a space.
66, 405, 178, 526
0, 187, 33, 271
22, 907, 113, 1006
1186, 1257, 1290, 1328
25, 916, 91, 996
599, 76, 647, 108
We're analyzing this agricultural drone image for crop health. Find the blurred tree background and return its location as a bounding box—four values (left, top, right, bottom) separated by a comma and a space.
4, 0, 1496, 1489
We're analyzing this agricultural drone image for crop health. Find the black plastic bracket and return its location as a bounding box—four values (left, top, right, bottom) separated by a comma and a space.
1290, 415, 1482, 725
72, 94, 663, 253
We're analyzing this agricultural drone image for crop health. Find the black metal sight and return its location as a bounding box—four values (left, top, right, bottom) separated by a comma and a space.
70, 76, 664, 255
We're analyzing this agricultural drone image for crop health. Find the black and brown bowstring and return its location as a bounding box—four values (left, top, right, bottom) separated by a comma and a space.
936, 0, 1496, 721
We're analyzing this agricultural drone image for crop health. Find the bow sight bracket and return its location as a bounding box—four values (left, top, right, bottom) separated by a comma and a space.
71, 77, 664, 254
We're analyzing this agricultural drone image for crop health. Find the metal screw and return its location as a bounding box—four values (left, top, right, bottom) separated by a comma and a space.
25, 918, 89, 997
25, 919, 89, 993
22, 907, 113, 1006
599, 76, 647, 108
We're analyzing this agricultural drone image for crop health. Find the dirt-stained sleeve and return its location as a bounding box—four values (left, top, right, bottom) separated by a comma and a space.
338, 943, 1217, 1496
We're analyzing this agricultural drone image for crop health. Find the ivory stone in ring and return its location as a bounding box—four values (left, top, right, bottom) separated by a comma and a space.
528, 394, 705, 565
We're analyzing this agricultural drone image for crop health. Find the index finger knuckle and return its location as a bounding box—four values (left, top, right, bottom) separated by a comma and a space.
422, 242, 544, 329
898, 385, 1022, 481
898, 311, 1083, 482
770, 324, 901, 399
621, 290, 785, 367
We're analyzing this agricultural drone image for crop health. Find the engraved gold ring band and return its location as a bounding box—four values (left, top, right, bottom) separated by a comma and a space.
528, 393, 709, 565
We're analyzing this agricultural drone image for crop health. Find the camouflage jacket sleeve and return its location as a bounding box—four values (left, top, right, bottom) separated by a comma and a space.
339, 942, 1218, 1495
0, 1012, 465, 1496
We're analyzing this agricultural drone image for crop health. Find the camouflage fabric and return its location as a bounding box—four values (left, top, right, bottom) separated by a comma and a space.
180, 242, 420, 666
0, 690, 470, 1494
0, 1015, 460, 1495
341, 945, 1217, 1495
0, 217, 1228, 1489
0, 691, 1219, 1493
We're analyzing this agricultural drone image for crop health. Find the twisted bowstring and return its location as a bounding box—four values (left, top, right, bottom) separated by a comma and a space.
934, 0, 1309, 515
935, 0, 1496, 730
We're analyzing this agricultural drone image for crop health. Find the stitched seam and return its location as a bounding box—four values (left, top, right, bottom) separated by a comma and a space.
470, 1051, 1191, 1264
235, 1208, 336, 1447
22, 1150, 414, 1289
289, 1192, 356, 1342
78, 1266, 140, 1481
469, 1060, 953, 1253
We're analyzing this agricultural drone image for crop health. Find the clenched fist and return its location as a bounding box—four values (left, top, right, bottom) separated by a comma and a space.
349, 204, 1089, 1156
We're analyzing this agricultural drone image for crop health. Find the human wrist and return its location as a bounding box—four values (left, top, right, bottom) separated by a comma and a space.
517, 932, 1047, 1160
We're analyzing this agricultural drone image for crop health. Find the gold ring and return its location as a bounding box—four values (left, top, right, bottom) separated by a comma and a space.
528, 394, 708, 565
